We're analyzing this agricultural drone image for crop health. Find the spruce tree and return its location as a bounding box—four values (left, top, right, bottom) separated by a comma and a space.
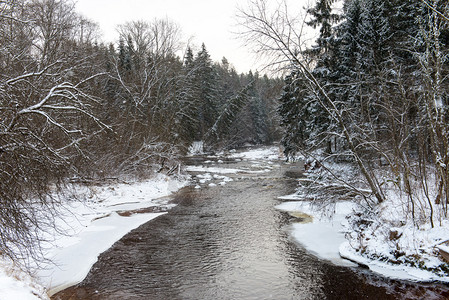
178, 46, 199, 144
193, 43, 219, 141
278, 71, 311, 160
118, 38, 127, 72
305, 0, 342, 153
358, 0, 391, 74
306, 0, 341, 57
247, 71, 269, 144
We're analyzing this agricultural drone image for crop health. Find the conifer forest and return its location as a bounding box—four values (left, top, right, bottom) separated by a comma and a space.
274, 0, 449, 223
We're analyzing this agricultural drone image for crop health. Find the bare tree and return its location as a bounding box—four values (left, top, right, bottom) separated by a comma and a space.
238, 0, 314, 72
0, 0, 109, 264
416, 0, 449, 217
26, 0, 78, 65
117, 18, 183, 61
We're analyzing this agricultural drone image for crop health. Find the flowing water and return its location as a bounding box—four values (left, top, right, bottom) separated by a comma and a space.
52, 148, 449, 299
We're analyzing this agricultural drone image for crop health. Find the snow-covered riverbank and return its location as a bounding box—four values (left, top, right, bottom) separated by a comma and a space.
276, 197, 358, 268
276, 193, 449, 283
0, 173, 188, 299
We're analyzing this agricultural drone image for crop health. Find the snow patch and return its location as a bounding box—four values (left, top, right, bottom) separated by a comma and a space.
276, 200, 357, 267
0, 259, 48, 300
340, 242, 449, 283
229, 146, 281, 161
278, 195, 449, 282
40, 212, 166, 295
185, 166, 242, 174
33, 174, 188, 296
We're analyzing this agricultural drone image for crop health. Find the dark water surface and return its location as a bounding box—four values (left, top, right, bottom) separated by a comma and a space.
53, 149, 449, 299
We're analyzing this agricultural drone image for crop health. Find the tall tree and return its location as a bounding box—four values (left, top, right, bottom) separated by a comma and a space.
192, 43, 219, 140
307, 0, 341, 56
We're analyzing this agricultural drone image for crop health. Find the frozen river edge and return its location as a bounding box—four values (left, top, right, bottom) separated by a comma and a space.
276, 196, 449, 284
0, 173, 189, 299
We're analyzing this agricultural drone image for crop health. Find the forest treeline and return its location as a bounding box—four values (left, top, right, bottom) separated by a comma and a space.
0, 0, 282, 261
265, 0, 449, 225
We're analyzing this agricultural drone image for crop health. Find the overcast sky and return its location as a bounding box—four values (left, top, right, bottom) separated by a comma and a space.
75, 0, 313, 74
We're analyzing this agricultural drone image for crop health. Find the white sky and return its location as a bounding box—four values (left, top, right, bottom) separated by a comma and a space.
75, 0, 313, 74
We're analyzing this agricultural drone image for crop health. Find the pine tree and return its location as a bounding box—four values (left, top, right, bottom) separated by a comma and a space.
192, 43, 219, 140
303, 0, 342, 153
177, 46, 199, 144
278, 71, 311, 160
216, 57, 238, 108
118, 38, 127, 71
358, 0, 391, 73
184, 46, 195, 70
306, 0, 341, 57
246, 71, 268, 144
204, 83, 250, 143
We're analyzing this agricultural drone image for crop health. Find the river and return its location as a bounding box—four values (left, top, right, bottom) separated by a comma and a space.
52, 147, 449, 299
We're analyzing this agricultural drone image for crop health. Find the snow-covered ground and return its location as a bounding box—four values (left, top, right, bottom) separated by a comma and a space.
276, 196, 357, 267
340, 198, 449, 283
0, 259, 48, 300
227, 147, 281, 161
277, 188, 449, 283
0, 173, 188, 299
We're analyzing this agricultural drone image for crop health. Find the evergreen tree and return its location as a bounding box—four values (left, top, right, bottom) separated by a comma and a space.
177, 46, 199, 144
192, 43, 219, 140
204, 83, 250, 143
278, 71, 311, 160
306, 0, 341, 58
216, 57, 238, 108
118, 38, 127, 71
304, 0, 342, 153
184, 46, 195, 70
358, 0, 391, 73
247, 71, 269, 144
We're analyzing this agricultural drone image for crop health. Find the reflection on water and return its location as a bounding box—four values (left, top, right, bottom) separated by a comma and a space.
53, 150, 449, 300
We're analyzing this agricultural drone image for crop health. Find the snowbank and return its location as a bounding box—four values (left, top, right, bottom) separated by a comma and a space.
276, 198, 357, 267
0, 259, 48, 300
0, 174, 188, 298
40, 174, 188, 295
278, 194, 449, 283
281, 151, 449, 284
39, 212, 167, 295
339, 242, 449, 282
341, 202, 449, 283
